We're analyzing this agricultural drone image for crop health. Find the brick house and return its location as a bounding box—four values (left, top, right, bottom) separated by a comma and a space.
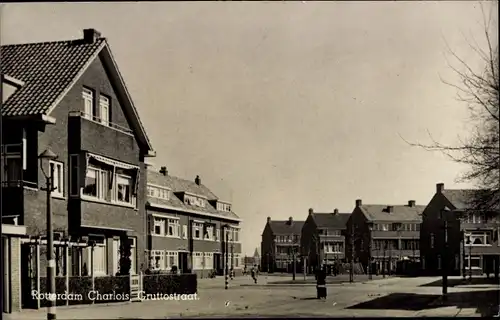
420, 183, 500, 277
146, 166, 242, 278
301, 208, 350, 273
346, 199, 423, 275
1, 28, 155, 300
261, 217, 304, 273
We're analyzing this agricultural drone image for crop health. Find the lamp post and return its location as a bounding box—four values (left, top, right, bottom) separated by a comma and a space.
349, 221, 354, 283
230, 242, 234, 280
440, 207, 451, 301
39, 149, 58, 320
292, 233, 297, 281
223, 224, 229, 289
367, 222, 373, 280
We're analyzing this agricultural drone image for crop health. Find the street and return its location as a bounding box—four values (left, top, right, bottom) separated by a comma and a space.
4, 275, 499, 319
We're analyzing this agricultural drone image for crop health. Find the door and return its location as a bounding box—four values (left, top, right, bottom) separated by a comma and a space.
213, 253, 221, 274
178, 252, 188, 274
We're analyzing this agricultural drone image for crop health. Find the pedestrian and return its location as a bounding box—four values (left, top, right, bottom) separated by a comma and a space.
251, 265, 258, 284
316, 265, 327, 299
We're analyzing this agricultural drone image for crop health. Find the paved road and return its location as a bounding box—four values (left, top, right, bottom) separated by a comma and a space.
4, 276, 496, 319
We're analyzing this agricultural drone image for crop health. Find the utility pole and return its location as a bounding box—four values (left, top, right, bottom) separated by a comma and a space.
292, 233, 296, 281
441, 208, 450, 301
350, 221, 354, 283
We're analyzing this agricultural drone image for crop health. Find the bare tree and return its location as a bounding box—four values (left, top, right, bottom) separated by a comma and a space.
402, 2, 499, 214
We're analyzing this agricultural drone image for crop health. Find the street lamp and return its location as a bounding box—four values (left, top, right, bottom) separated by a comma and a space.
222, 224, 229, 289
292, 233, 297, 281
440, 207, 451, 301
367, 222, 373, 280
39, 148, 58, 320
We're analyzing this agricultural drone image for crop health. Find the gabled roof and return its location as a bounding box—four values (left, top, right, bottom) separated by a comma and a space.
1, 31, 154, 155
253, 248, 260, 258
146, 170, 240, 222
268, 220, 304, 235
359, 205, 425, 222
312, 212, 350, 229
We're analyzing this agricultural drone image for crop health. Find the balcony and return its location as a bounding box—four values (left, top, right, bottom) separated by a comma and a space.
68, 111, 139, 165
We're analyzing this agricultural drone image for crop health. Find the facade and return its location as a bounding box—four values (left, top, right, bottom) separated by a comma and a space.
261, 217, 304, 273
146, 167, 242, 278
420, 183, 500, 276
301, 208, 350, 273
1, 28, 155, 296
347, 199, 423, 275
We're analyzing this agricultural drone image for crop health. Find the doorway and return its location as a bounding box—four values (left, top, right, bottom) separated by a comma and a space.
214, 253, 222, 275
178, 252, 188, 273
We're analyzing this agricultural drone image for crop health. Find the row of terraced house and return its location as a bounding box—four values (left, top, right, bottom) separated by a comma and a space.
261, 184, 500, 278
1, 29, 242, 313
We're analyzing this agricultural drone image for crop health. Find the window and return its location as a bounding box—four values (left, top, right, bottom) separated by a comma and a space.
380, 224, 389, 231
465, 232, 491, 246
83, 166, 109, 200
455, 254, 460, 270
193, 252, 203, 269
204, 253, 213, 270
430, 233, 435, 249
233, 228, 239, 242
166, 251, 178, 270
167, 219, 180, 238
182, 225, 188, 239
437, 255, 441, 270
468, 256, 481, 269
150, 250, 165, 270
116, 174, 132, 204
49, 161, 64, 197
91, 238, 107, 276
147, 185, 170, 200
234, 254, 239, 267
204, 225, 214, 241
69, 155, 79, 196
422, 257, 426, 269
216, 228, 220, 241
185, 195, 205, 208
193, 223, 203, 240
99, 95, 110, 126
129, 237, 136, 274
82, 88, 94, 120
153, 218, 165, 236
113, 238, 120, 275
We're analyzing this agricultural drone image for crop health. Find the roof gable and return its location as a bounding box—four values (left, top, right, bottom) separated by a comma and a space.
360, 204, 425, 222
1, 34, 154, 155
312, 212, 350, 229
268, 220, 304, 235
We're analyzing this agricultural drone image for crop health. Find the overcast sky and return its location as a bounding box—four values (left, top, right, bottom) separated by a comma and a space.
2, 1, 497, 255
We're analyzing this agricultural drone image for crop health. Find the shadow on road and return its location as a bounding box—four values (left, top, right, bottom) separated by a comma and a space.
346, 290, 500, 317
420, 277, 500, 287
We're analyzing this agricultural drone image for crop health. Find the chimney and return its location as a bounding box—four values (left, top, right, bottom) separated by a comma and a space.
387, 206, 394, 213
436, 183, 444, 194
83, 29, 101, 44
159, 166, 168, 176
408, 200, 416, 207
355, 199, 362, 207
333, 208, 339, 215
195, 175, 201, 185
267, 217, 271, 223
308, 208, 313, 215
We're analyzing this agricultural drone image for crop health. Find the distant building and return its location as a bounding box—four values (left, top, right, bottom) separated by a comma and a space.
420, 183, 500, 276
261, 217, 304, 273
301, 208, 350, 273
243, 248, 260, 268
146, 167, 243, 277
347, 199, 424, 275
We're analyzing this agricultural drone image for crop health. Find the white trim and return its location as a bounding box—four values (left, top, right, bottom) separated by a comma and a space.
183, 191, 208, 200
151, 213, 179, 220
3, 74, 25, 87
87, 152, 138, 170
41, 114, 56, 124
1, 224, 27, 236
46, 41, 106, 116
147, 183, 172, 190
81, 224, 134, 232
148, 202, 241, 222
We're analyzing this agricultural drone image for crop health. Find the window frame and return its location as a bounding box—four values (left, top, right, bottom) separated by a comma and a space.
99, 95, 110, 126
49, 160, 65, 198
166, 218, 180, 238
116, 173, 133, 205
82, 87, 94, 120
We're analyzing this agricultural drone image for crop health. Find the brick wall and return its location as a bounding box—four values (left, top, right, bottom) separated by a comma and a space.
9, 236, 22, 312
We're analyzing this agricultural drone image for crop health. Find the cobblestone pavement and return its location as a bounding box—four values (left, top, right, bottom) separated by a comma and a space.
4, 276, 496, 319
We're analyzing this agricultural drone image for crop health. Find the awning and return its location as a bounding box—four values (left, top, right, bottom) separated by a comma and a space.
87, 152, 138, 170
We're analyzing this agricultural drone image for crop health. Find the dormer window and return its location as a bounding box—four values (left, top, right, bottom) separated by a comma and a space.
217, 202, 232, 212
147, 185, 170, 200
184, 194, 205, 208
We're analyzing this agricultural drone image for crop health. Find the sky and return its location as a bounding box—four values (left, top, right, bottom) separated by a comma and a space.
1, 1, 497, 256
